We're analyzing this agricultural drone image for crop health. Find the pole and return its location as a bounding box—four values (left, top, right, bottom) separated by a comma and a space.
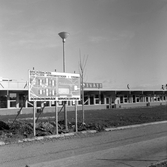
64, 101, 68, 131
33, 101, 36, 137
55, 101, 58, 135
75, 101, 78, 132
58, 32, 69, 132
62, 40, 68, 131
63, 40, 66, 72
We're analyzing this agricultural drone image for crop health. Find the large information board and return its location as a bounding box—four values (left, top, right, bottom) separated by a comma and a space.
29, 70, 80, 101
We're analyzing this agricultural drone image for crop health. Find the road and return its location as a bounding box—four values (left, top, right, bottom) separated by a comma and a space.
0, 122, 167, 167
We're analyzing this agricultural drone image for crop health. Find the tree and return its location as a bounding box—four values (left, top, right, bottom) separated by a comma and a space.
79, 50, 88, 124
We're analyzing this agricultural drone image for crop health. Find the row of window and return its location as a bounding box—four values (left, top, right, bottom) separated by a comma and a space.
119, 95, 166, 103
0, 93, 166, 108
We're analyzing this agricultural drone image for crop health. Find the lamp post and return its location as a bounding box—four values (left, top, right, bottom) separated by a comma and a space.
58, 32, 69, 72
58, 32, 69, 131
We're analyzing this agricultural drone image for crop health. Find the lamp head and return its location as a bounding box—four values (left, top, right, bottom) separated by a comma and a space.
58, 32, 69, 42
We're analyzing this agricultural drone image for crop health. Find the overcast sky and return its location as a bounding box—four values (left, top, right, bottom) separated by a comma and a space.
0, 0, 167, 89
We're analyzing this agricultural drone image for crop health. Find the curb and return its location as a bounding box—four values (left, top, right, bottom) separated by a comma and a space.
105, 120, 167, 132
0, 130, 98, 146
18, 132, 76, 143
0, 121, 167, 146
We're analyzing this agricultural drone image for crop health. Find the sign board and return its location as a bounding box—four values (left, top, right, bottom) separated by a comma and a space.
29, 70, 80, 101
83, 82, 102, 89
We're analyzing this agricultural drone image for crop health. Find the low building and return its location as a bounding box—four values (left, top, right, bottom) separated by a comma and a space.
0, 79, 166, 115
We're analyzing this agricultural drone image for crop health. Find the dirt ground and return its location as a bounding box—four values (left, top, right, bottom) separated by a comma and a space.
0, 105, 167, 143
149, 161, 167, 167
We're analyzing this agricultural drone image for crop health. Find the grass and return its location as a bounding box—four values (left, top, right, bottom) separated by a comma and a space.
68, 105, 167, 126
0, 105, 167, 143
1, 105, 167, 123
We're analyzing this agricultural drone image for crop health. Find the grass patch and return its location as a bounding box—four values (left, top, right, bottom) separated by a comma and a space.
0, 105, 167, 143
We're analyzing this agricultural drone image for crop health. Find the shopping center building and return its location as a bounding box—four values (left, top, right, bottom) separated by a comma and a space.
0, 78, 166, 115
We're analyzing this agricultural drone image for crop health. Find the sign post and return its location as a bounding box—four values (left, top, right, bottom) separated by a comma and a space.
55, 101, 58, 135
28, 70, 81, 135
75, 101, 78, 132
33, 101, 36, 136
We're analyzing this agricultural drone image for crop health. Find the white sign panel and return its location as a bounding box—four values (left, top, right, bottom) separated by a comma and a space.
29, 70, 80, 101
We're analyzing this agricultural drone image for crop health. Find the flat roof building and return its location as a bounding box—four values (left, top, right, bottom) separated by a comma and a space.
0, 79, 167, 115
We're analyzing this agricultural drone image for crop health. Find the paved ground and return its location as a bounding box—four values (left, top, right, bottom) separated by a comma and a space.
0, 121, 167, 167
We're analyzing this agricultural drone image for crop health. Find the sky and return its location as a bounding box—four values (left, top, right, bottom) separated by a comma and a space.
0, 0, 167, 89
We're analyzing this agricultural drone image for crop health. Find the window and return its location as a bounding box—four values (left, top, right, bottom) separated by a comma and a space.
10, 93, 16, 100
124, 96, 128, 103
27, 101, 33, 107
100, 94, 104, 104
84, 96, 89, 105
0, 95, 7, 108
95, 95, 99, 104
9, 93, 17, 108
106, 97, 109, 104
37, 101, 42, 107
133, 95, 136, 103
136, 97, 139, 102
45, 101, 49, 106
68, 101, 71, 106
146, 97, 149, 102
78, 100, 82, 105
59, 101, 63, 105
51, 101, 55, 106
120, 96, 123, 103
139, 97, 143, 102
90, 96, 94, 105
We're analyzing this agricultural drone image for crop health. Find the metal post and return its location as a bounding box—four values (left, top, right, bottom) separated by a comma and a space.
63, 40, 67, 131
75, 101, 78, 132
58, 32, 69, 131
64, 101, 68, 131
63, 40, 66, 72
33, 101, 36, 136
55, 101, 58, 135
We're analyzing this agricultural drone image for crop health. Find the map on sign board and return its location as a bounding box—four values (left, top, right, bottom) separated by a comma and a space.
29, 70, 80, 101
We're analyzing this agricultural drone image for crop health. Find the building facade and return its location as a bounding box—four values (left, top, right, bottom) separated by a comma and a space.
0, 79, 166, 115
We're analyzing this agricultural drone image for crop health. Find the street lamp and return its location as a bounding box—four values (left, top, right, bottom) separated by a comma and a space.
58, 32, 69, 131
58, 32, 70, 72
